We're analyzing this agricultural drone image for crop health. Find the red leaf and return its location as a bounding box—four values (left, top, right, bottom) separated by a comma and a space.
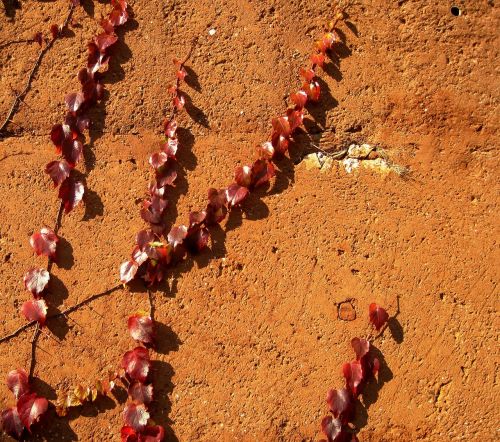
173, 94, 185, 111
131, 246, 148, 266
45, 160, 71, 187
1, 407, 24, 439
94, 32, 118, 53
167, 225, 188, 248
21, 300, 48, 325
65, 92, 85, 113
369, 303, 389, 331
61, 138, 83, 167
271, 132, 289, 154
136, 230, 155, 250
304, 80, 321, 101
128, 382, 153, 405
342, 361, 363, 397
251, 159, 275, 187
326, 388, 352, 421
128, 313, 155, 345
16, 392, 48, 431
120, 260, 138, 284
286, 108, 304, 131
205, 188, 227, 225
176, 67, 187, 81
311, 52, 326, 67
320, 415, 342, 442
234, 165, 252, 187
140, 425, 165, 441
149, 152, 168, 169
50, 124, 65, 147
188, 211, 206, 228
271, 116, 291, 137
50, 24, 60, 40
58, 178, 84, 213
290, 90, 308, 108
7, 369, 30, 400
162, 138, 178, 157
225, 183, 249, 207
257, 141, 275, 159
300, 67, 315, 82
164, 119, 177, 138
29, 228, 58, 259
109, 0, 128, 27
121, 426, 138, 442
123, 403, 149, 432
23, 268, 49, 296
350, 337, 369, 360
121, 347, 151, 382
185, 226, 209, 253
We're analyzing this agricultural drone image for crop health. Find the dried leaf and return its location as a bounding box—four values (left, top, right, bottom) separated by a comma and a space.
368, 303, 389, 331
6, 369, 30, 400
29, 228, 58, 259
23, 268, 49, 296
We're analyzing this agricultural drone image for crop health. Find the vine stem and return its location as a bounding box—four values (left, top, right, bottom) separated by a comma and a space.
0, 2, 76, 136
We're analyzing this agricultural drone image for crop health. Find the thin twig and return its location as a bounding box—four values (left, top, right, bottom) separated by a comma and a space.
148, 290, 155, 321
29, 325, 41, 379
0, 3, 76, 136
0, 285, 122, 344
0, 39, 33, 50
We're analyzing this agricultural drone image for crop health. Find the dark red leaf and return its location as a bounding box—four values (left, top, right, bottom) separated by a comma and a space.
234, 165, 252, 187
58, 178, 84, 213
205, 188, 227, 225
271, 132, 289, 154
50, 24, 60, 40
140, 425, 165, 442
257, 141, 275, 159
121, 347, 150, 383
271, 116, 291, 137
131, 246, 148, 266
326, 388, 352, 421
1, 407, 24, 439
128, 313, 155, 345
61, 138, 83, 167
94, 32, 118, 53
45, 160, 71, 187
185, 226, 209, 253
50, 124, 65, 147
251, 159, 275, 187
123, 403, 149, 432
29, 228, 58, 258
65, 92, 85, 113
7, 369, 30, 400
226, 183, 249, 207
128, 382, 153, 405
16, 392, 48, 431
188, 211, 206, 228
351, 337, 369, 360
369, 303, 389, 331
120, 260, 138, 284
23, 268, 49, 296
167, 225, 188, 248
342, 361, 363, 397
321, 415, 342, 442
136, 230, 155, 250
21, 300, 48, 325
